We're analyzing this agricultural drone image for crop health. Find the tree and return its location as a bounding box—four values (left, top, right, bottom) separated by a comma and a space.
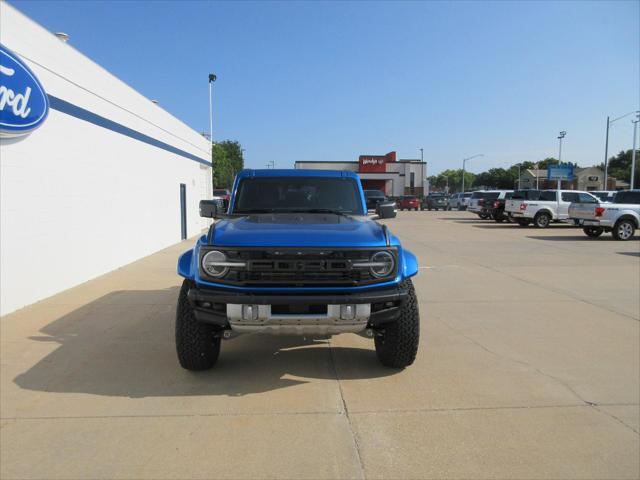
429, 169, 475, 193
218, 140, 244, 175
602, 149, 639, 185
211, 140, 244, 189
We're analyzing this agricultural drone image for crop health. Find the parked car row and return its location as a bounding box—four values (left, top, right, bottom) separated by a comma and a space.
366, 187, 638, 240
466, 188, 639, 240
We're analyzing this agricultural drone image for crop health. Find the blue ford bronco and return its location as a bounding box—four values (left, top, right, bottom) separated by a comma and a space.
176, 169, 420, 370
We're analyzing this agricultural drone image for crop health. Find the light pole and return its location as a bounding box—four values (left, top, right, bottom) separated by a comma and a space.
419, 148, 425, 195
461, 154, 483, 193
208, 73, 217, 167
557, 131, 566, 190
632, 112, 639, 190
603, 111, 638, 188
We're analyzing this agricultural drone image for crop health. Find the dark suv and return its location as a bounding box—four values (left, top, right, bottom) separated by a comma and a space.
488, 191, 515, 222
423, 193, 448, 211
364, 189, 387, 210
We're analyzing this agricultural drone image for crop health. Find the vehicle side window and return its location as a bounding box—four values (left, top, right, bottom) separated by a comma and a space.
577, 193, 598, 203
505, 192, 513, 199
561, 192, 578, 202
539, 191, 556, 201
621, 192, 640, 204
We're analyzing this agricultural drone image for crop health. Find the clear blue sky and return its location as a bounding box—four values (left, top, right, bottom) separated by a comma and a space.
10, 0, 640, 174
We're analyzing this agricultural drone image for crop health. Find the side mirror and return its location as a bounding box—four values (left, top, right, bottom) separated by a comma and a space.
199, 199, 223, 218
376, 201, 397, 219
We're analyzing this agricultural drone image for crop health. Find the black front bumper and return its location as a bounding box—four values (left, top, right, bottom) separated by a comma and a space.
187, 283, 409, 329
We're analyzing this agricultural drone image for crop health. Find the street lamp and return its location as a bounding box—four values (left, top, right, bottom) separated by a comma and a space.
556, 131, 566, 190
632, 112, 639, 190
208, 73, 217, 155
603, 110, 637, 188
461, 154, 483, 193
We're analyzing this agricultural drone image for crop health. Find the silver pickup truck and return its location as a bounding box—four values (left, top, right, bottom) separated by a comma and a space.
506, 190, 599, 228
568, 190, 640, 240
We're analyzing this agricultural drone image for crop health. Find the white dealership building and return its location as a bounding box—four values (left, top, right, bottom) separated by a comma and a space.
0, 3, 213, 315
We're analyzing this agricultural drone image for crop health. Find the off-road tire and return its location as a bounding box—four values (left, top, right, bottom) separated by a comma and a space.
374, 279, 420, 368
583, 226, 604, 238
612, 219, 636, 241
176, 279, 221, 370
534, 211, 551, 228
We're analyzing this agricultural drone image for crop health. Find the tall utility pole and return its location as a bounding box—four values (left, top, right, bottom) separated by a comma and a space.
419, 148, 425, 195
208, 74, 217, 153
632, 112, 639, 190
604, 111, 638, 188
557, 131, 566, 190
461, 154, 484, 193
603, 116, 610, 188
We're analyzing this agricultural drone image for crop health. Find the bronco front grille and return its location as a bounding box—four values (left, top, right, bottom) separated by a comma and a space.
199, 248, 397, 287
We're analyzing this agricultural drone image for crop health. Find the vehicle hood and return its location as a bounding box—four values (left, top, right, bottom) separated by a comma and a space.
212, 213, 387, 247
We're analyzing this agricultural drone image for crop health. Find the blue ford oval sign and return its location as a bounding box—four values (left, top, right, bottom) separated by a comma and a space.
0, 43, 49, 138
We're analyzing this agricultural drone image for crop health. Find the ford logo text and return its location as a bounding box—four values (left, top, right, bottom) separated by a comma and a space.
0, 44, 49, 138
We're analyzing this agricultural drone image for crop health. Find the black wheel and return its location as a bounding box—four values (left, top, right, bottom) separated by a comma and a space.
583, 227, 604, 238
428, 207, 432, 211
374, 279, 420, 368
175, 279, 221, 370
400, 208, 404, 211
479, 213, 489, 220
533, 211, 551, 228
612, 219, 636, 241
517, 219, 531, 227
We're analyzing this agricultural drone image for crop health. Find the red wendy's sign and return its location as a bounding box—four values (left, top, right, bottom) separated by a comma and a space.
358, 151, 396, 173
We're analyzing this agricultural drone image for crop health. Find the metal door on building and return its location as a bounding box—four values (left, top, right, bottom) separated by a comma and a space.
180, 183, 187, 240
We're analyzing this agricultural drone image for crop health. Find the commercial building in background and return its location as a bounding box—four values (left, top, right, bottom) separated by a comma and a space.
295, 151, 427, 197
0, 3, 212, 315
518, 166, 618, 191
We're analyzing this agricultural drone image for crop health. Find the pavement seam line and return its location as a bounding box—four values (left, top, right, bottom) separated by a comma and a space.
327, 338, 366, 480
3, 403, 638, 421
438, 317, 593, 405
349, 403, 640, 415
591, 405, 640, 436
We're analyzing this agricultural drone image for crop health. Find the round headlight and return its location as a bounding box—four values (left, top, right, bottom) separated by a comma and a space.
202, 250, 228, 277
370, 251, 395, 278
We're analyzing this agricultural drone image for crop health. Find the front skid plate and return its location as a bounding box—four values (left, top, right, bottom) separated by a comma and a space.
227, 303, 370, 335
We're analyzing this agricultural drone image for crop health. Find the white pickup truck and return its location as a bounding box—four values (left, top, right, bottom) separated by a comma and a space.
569, 189, 640, 240
506, 190, 600, 228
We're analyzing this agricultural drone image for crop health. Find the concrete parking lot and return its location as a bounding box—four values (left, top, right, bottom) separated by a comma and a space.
1, 210, 639, 479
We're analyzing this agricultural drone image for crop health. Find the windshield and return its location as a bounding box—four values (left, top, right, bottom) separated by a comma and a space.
592, 192, 609, 201
233, 177, 363, 214
364, 190, 384, 198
